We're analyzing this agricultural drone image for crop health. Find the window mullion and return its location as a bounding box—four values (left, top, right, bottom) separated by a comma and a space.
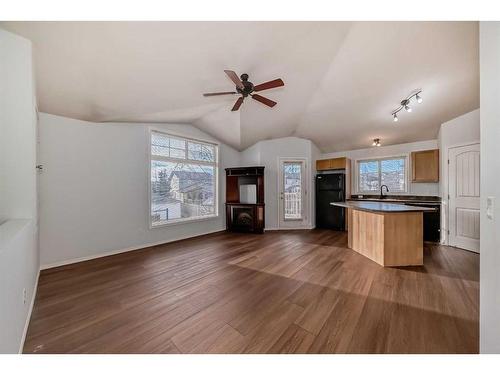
151, 155, 217, 166
378, 160, 382, 188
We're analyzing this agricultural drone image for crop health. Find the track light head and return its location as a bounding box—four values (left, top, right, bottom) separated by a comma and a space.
416, 93, 423, 103
401, 98, 412, 112
393, 113, 398, 122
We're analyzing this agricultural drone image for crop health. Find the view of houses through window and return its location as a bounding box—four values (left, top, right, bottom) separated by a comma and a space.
283, 162, 303, 220
357, 157, 406, 193
150, 131, 218, 226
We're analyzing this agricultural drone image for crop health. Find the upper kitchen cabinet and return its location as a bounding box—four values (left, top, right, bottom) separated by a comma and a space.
316, 157, 350, 171
411, 149, 439, 182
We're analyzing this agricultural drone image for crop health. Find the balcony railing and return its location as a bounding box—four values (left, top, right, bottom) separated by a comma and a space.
152, 208, 169, 222
284, 191, 302, 219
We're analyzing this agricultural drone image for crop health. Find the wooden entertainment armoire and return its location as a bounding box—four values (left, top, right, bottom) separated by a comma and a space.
225, 166, 265, 233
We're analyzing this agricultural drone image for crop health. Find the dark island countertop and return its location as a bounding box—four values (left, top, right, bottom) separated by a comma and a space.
330, 201, 436, 213
348, 198, 441, 205
348, 195, 441, 205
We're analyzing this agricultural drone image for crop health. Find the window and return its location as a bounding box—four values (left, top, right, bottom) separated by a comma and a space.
283, 162, 303, 220
357, 157, 407, 193
150, 131, 218, 227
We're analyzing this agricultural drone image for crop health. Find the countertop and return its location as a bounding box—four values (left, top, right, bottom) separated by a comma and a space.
348, 197, 441, 205
330, 201, 437, 213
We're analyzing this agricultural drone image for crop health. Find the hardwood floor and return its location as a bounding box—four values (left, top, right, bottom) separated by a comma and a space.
23, 230, 479, 354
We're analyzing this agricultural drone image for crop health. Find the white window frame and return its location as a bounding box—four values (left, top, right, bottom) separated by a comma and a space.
355, 155, 409, 194
148, 128, 219, 228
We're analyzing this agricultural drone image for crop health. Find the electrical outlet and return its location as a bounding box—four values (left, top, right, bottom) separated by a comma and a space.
23, 288, 27, 305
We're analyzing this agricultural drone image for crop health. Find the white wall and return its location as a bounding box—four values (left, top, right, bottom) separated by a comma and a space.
0, 29, 39, 353
240, 142, 261, 166
479, 21, 500, 354
0, 220, 38, 353
240, 137, 316, 229
438, 109, 480, 244
0, 29, 37, 221
321, 140, 440, 197
38, 113, 240, 268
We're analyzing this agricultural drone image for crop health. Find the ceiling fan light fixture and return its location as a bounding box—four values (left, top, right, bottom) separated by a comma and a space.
203, 70, 284, 111
373, 138, 381, 147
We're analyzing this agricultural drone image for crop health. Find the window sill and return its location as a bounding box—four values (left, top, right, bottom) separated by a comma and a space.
150, 214, 219, 229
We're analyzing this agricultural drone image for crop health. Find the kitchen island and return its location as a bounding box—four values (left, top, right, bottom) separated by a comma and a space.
331, 201, 435, 267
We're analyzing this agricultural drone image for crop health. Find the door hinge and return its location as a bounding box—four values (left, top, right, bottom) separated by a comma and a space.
448, 194, 450, 200
447, 159, 450, 164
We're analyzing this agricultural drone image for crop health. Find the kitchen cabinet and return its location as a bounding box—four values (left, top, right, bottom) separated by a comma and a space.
316, 159, 332, 171
411, 149, 439, 182
316, 157, 349, 171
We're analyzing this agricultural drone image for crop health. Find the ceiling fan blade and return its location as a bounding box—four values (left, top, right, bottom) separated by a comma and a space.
203, 91, 238, 97
253, 78, 285, 92
224, 70, 244, 90
231, 97, 244, 111
251, 94, 277, 108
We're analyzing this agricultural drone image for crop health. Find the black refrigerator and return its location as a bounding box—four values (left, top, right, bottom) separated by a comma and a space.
315, 173, 345, 230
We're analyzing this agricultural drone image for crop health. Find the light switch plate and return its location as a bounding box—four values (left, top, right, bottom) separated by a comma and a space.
487, 196, 495, 220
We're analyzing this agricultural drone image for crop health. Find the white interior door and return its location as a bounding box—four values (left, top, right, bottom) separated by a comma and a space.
448, 143, 480, 252
278, 159, 307, 229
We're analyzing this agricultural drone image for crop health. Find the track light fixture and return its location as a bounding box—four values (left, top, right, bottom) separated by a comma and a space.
391, 89, 422, 122
372, 138, 381, 147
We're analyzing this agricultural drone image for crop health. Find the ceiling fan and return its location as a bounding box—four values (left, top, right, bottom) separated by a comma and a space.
203, 70, 284, 111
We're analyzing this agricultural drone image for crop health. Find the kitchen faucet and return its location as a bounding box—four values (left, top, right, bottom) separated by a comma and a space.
380, 184, 389, 199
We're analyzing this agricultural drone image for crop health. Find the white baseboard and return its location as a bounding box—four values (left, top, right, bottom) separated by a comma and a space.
40, 228, 225, 270
265, 225, 315, 231
19, 268, 40, 354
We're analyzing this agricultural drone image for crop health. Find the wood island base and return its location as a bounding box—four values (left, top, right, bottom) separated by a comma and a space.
347, 207, 423, 267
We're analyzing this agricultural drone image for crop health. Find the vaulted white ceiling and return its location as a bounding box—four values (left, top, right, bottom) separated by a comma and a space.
1, 21, 479, 152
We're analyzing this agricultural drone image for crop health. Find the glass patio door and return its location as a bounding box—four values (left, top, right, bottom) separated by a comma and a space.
279, 159, 307, 228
